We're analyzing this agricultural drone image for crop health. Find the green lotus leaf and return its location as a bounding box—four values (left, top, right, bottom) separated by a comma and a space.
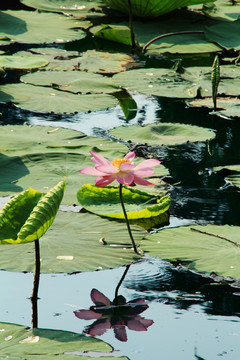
0, 125, 128, 204
77, 184, 171, 220
79, 50, 139, 74
0, 83, 117, 113
0, 180, 66, 244
0, 54, 48, 70
113, 89, 137, 120
109, 123, 215, 146
190, 0, 240, 22
20, 0, 105, 18
205, 19, 240, 50
188, 97, 240, 118
16, 48, 83, 71
214, 165, 240, 188
0, 211, 144, 273
103, 0, 214, 18
0, 322, 126, 359
141, 224, 240, 279
0, 10, 86, 45
21, 70, 118, 94
113, 66, 240, 99
91, 9, 221, 54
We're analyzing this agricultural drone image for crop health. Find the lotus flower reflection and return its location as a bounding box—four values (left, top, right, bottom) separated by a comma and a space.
80, 151, 160, 187
74, 289, 153, 342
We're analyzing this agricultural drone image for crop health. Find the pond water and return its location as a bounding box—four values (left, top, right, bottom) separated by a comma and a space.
1, 2, 240, 359
1, 93, 240, 359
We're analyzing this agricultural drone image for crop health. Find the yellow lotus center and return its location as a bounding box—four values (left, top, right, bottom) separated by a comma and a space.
111, 158, 130, 171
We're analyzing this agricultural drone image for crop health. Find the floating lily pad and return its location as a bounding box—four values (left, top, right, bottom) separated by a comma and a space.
77, 184, 171, 220
188, 97, 240, 119
113, 66, 240, 98
0, 181, 65, 244
0, 54, 48, 70
214, 165, 240, 188
0, 125, 128, 204
20, 0, 105, 18
16, 48, 83, 71
198, 0, 240, 22
21, 70, 118, 94
104, 0, 214, 18
141, 224, 240, 279
0, 83, 117, 113
0, 322, 124, 359
91, 9, 222, 54
0, 10, 86, 45
205, 19, 240, 50
110, 123, 215, 146
0, 211, 143, 273
79, 50, 139, 74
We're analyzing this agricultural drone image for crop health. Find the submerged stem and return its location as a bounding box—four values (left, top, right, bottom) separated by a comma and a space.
119, 184, 138, 253
31, 238, 40, 329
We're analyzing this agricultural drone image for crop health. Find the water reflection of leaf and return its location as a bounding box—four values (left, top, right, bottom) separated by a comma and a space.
74, 288, 153, 342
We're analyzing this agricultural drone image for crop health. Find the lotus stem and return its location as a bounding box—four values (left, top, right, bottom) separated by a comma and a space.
31, 238, 40, 329
142, 30, 204, 53
119, 184, 138, 253
127, 0, 138, 52
114, 264, 131, 303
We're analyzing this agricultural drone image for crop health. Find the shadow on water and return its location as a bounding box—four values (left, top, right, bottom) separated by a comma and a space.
0, 153, 28, 193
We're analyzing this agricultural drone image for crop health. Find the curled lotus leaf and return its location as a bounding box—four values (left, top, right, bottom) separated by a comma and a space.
0, 180, 66, 244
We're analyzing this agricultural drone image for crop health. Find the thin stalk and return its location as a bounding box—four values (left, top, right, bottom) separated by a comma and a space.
31, 239, 40, 329
114, 265, 131, 302
142, 31, 204, 53
119, 184, 138, 253
128, 0, 137, 52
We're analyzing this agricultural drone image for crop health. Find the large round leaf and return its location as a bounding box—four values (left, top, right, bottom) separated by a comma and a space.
0, 322, 123, 359
141, 224, 240, 278
20, 0, 105, 18
0, 125, 128, 204
21, 70, 118, 94
0, 54, 48, 70
113, 66, 240, 99
109, 123, 215, 146
190, 0, 240, 22
0, 211, 144, 273
0, 10, 86, 45
0, 83, 117, 113
205, 19, 240, 50
104, 0, 214, 18
0, 181, 66, 244
16, 48, 83, 71
77, 184, 171, 219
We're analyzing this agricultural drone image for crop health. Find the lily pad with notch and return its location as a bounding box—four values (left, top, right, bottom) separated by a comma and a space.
141, 224, 240, 279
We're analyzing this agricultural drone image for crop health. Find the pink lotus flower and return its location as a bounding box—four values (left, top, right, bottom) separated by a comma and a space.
74, 289, 153, 342
79, 151, 160, 187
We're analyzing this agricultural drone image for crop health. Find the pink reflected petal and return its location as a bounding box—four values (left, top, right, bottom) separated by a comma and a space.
90, 151, 111, 166
95, 175, 116, 187
133, 175, 153, 186
74, 309, 102, 320
79, 167, 104, 176
91, 289, 111, 306
85, 319, 111, 337
114, 324, 128, 342
127, 317, 153, 331
116, 173, 135, 185
134, 159, 160, 171
125, 152, 135, 161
